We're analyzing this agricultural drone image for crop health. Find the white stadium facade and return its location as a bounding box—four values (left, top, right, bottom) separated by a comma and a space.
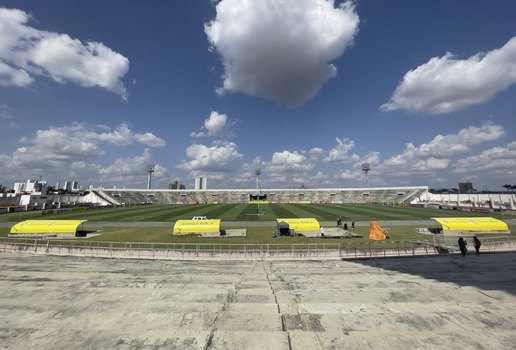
2, 186, 516, 213
83, 186, 515, 211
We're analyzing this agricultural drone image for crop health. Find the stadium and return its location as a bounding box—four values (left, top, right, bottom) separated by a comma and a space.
2, 1, 516, 348
86, 186, 428, 206
2, 179, 516, 350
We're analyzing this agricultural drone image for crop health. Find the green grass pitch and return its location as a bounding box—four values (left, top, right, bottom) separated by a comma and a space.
1, 204, 513, 246
1, 203, 505, 222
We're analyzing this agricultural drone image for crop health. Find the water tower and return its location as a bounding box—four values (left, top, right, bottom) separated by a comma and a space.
146, 164, 155, 190
361, 163, 371, 188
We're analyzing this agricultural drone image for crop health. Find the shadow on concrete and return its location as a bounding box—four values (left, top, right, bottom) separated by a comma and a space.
346, 251, 516, 297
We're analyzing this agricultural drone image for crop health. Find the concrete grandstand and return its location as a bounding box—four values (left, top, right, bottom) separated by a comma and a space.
88, 186, 429, 206
4, 185, 515, 212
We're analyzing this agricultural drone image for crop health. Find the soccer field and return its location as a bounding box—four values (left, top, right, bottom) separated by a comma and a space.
2, 203, 504, 222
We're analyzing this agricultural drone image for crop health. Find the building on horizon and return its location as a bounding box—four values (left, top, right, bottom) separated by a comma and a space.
13, 180, 47, 195
63, 181, 79, 192
459, 181, 474, 194
169, 180, 186, 190
195, 177, 207, 190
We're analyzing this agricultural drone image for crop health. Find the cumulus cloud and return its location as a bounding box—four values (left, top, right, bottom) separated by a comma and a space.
374, 121, 509, 185
454, 141, 516, 174
233, 157, 265, 184
309, 147, 325, 160
313, 171, 328, 180
0, 61, 33, 86
235, 150, 317, 186
190, 111, 232, 138
0, 122, 164, 171
205, 0, 359, 106
177, 141, 243, 172
98, 149, 168, 186
334, 169, 356, 180
324, 137, 360, 163
267, 150, 314, 174
358, 152, 380, 167
385, 122, 504, 167
0, 8, 129, 98
381, 37, 516, 114
134, 132, 166, 148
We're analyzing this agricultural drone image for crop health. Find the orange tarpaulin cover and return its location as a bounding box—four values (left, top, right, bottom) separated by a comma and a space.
369, 221, 389, 241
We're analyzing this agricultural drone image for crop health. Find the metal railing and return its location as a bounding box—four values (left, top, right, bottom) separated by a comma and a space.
1, 236, 514, 260
432, 235, 516, 253
0, 237, 448, 260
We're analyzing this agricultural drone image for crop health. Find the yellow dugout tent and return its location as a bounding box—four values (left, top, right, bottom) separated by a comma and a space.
276, 218, 320, 233
432, 217, 510, 235
9, 220, 87, 236
173, 219, 221, 235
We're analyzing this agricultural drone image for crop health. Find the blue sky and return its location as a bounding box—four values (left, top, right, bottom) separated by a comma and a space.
0, 0, 515, 190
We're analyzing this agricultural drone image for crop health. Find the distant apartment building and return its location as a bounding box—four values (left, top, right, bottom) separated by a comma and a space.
63, 181, 79, 192
13, 180, 47, 195
195, 177, 207, 190
459, 182, 474, 194
169, 180, 186, 190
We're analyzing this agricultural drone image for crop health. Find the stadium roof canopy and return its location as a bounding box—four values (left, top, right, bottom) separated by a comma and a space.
276, 218, 320, 233
10, 220, 87, 235
432, 217, 510, 235
173, 219, 221, 235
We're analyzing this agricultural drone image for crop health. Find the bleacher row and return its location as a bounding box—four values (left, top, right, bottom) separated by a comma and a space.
95, 187, 428, 206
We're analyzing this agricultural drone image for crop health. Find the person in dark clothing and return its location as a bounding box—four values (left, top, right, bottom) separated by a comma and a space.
473, 236, 481, 256
344, 222, 348, 230
351, 219, 355, 229
457, 237, 467, 257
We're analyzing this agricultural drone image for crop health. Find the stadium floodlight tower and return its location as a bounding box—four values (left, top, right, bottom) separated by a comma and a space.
362, 162, 371, 188
146, 164, 155, 190
255, 168, 261, 192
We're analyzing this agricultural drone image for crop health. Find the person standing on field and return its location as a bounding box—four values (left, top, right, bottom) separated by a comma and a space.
473, 236, 481, 256
457, 237, 467, 257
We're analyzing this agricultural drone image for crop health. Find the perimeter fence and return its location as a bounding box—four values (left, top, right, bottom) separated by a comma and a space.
1, 236, 515, 261
432, 235, 516, 253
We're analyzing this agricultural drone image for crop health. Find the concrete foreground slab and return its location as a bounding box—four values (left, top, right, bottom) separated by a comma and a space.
1, 252, 516, 349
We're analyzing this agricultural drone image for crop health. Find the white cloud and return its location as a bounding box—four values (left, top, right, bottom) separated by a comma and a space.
324, 137, 360, 163
412, 157, 450, 170
309, 147, 325, 160
177, 141, 243, 172
334, 169, 356, 180
411, 122, 504, 157
233, 157, 265, 184
134, 132, 166, 148
0, 8, 129, 98
85, 123, 166, 148
454, 141, 516, 174
267, 150, 314, 174
205, 0, 359, 106
313, 171, 328, 180
309, 170, 334, 186
381, 37, 516, 114
359, 152, 380, 167
98, 149, 168, 186
0, 61, 33, 86
385, 122, 504, 167
0, 123, 164, 170
190, 111, 232, 138
92, 123, 134, 146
